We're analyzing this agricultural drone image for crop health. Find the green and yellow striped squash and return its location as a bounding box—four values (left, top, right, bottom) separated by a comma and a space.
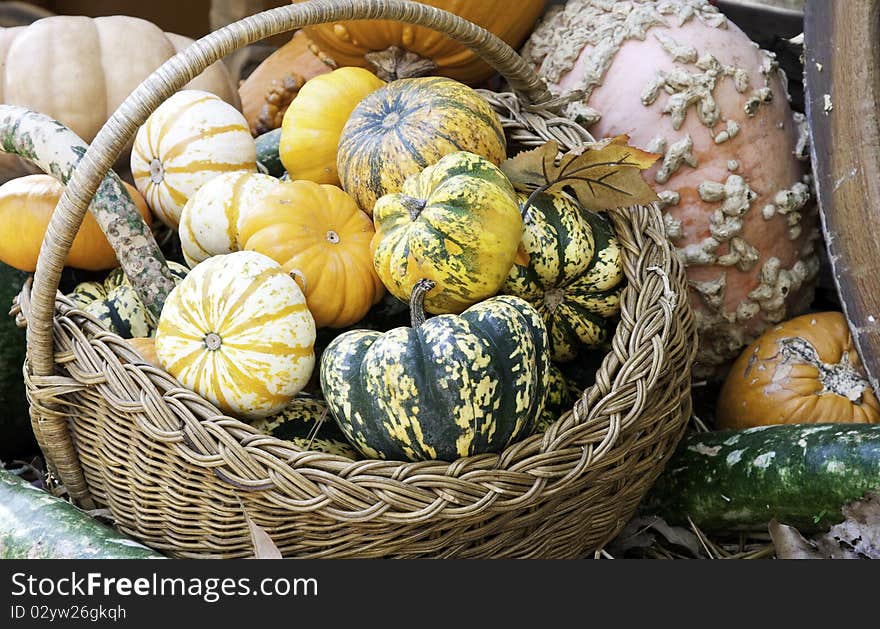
155, 251, 316, 420
178, 171, 279, 268
371, 151, 522, 314
320, 283, 551, 462
503, 190, 625, 362
252, 395, 359, 458
337, 76, 506, 214
533, 364, 576, 435
131, 90, 257, 229
67, 261, 189, 339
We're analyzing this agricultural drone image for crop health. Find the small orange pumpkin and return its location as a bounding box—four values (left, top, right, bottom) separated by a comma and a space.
237, 180, 384, 329
0, 174, 151, 272
124, 337, 161, 368
716, 311, 880, 429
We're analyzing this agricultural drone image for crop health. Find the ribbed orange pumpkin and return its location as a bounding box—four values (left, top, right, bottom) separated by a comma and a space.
716, 312, 880, 429
292, 0, 549, 84
237, 180, 384, 329
0, 174, 151, 272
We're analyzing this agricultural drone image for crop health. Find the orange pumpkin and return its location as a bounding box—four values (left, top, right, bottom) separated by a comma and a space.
716, 312, 880, 429
237, 180, 384, 328
292, 0, 549, 84
124, 337, 161, 368
0, 174, 151, 272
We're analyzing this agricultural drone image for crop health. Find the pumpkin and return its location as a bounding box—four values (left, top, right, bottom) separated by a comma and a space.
320, 280, 551, 462
67, 261, 189, 339
503, 190, 625, 362
155, 251, 316, 419
292, 0, 548, 84
251, 395, 359, 458
521, 0, 819, 377
371, 151, 521, 314
238, 30, 337, 136
124, 337, 161, 368
279, 67, 385, 186
716, 312, 880, 430
0, 174, 151, 272
178, 172, 279, 268
238, 180, 385, 329
337, 77, 506, 214
131, 90, 257, 229
0, 15, 238, 181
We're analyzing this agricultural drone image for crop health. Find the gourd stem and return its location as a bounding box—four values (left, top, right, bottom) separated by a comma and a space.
401, 195, 428, 221
364, 45, 438, 81
410, 279, 436, 328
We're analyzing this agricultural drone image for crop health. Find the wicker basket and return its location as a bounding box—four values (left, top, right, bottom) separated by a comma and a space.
15, 0, 697, 558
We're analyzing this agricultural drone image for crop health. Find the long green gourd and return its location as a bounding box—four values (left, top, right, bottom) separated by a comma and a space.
0, 469, 164, 559
0, 105, 176, 322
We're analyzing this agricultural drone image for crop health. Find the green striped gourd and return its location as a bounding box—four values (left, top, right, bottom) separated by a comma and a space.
503, 190, 625, 362
371, 151, 522, 314
320, 280, 551, 462
337, 76, 506, 214
252, 395, 358, 458
68, 262, 189, 339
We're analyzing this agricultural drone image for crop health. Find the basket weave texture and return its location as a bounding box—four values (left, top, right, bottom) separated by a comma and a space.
15, 0, 697, 558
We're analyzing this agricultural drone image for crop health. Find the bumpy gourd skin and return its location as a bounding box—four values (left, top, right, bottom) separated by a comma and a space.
337, 76, 507, 214
320, 295, 551, 462
504, 191, 625, 361
371, 151, 522, 314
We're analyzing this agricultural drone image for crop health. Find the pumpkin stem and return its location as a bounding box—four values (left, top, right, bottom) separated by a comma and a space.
410, 279, 436, 328
400, 195, 427, 221
364, 45, 438, 81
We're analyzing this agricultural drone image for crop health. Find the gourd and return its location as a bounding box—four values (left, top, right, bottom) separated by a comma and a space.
67, 262, 189, 339
0, 105, 177, 321
337, 77, 506, 214
255, 129, 285, 178
238, 180, 384, 329
0, 15, 239, 180
503, 190, 625, 362
279, 67, 385, 186
522, 0, 818, 377
292, 0, 548, 85
124, 337, 161, 368
251, 395, 358, 458
644, 423, 880, 533
716, 312, 880, 429
131, 90, 257, 229
0, 174, 151, 272
155, 251, 316, 420
178, 172, 279, 267
320, 280, 551, 462
238, 30, 336, 136
533, 364, 575, 435
371, 151, 521, 314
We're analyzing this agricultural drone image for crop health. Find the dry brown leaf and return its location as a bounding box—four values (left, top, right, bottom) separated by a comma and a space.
771, 491, 880, 559
500, 136, 660, 211
246, 514, 282, 559
607, 515, 705, 558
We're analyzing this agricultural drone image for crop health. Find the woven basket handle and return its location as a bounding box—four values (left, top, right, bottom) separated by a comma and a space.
27, 0, 553, 377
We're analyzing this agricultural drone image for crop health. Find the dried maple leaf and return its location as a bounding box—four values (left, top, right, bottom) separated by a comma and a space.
770, 490, 880, 559
246, 513, 282, 559
500, 136, 660, 212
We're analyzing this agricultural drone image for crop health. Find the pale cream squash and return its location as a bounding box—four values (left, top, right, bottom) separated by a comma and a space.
155, 251, 316, 420
131, 90, 257, 229
178, 171, 280, 268
0, 15, 239, 183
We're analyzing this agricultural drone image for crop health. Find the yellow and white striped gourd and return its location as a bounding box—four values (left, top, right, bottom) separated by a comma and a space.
155, 251, 316, 419
178, 171, 279, 267
131, 89, 257, 229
